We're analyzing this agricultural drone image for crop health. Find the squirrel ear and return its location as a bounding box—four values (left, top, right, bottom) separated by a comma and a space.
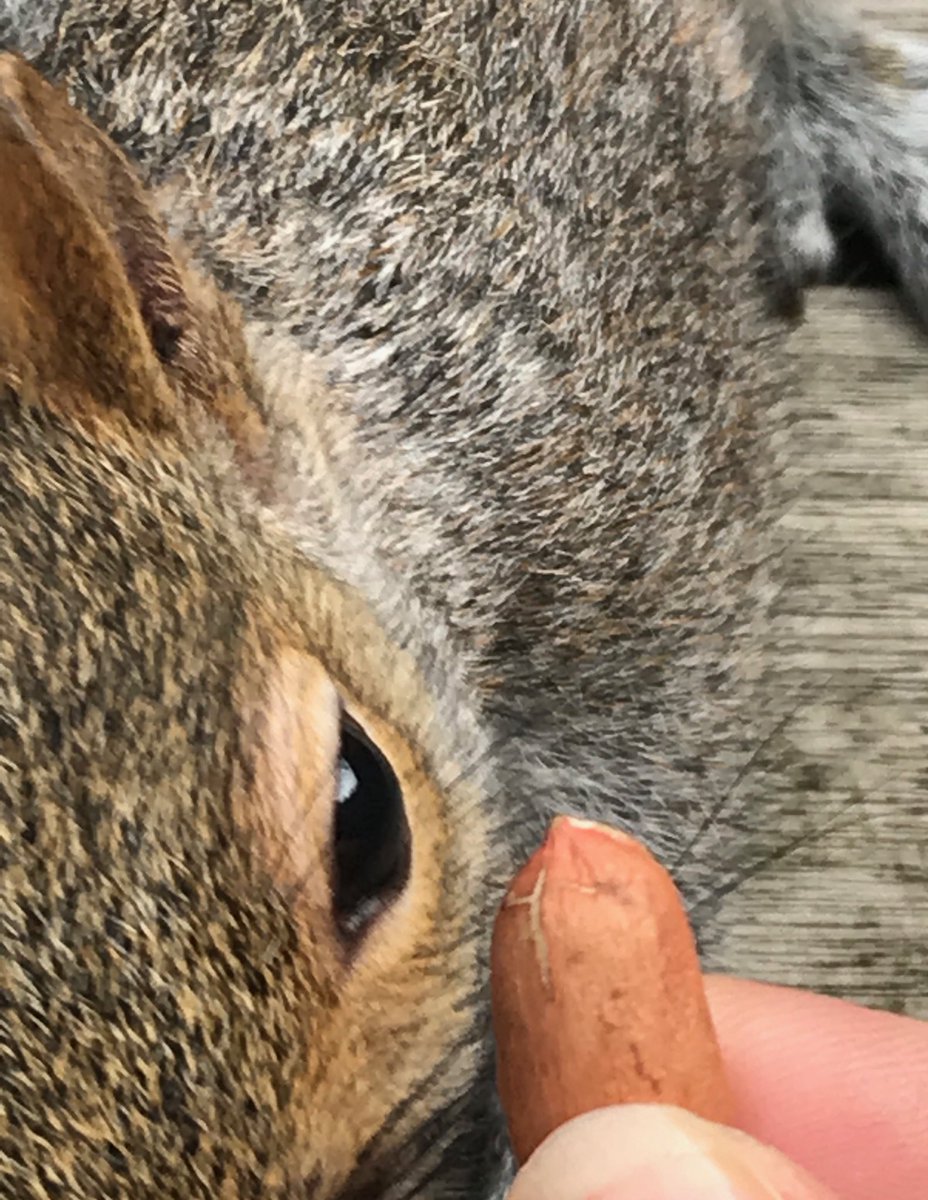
0, 53, 190, 429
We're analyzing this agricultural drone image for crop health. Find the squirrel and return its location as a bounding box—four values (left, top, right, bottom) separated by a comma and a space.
0, 2, 926, 1197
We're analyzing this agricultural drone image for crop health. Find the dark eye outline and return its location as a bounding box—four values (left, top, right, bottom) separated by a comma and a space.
332, 709, 411, 943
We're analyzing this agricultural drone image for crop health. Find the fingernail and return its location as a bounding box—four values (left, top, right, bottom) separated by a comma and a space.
510, 1106, 812, 1200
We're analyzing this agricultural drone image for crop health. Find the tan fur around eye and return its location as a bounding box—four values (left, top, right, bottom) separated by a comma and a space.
238, 648, 340, 917
224, 586, 490, 1194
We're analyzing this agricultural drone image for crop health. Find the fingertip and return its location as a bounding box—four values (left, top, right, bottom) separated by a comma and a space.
705, 976, 928, 1200
509, 1105, 835, 1200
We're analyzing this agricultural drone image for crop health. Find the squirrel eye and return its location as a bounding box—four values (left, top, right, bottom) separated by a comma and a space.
332, 712, 411, 941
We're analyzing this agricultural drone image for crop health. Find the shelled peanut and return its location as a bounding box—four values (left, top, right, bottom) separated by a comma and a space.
491, 816, 733, 1164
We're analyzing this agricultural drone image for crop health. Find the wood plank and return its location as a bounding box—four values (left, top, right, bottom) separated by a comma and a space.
712, 5, 928, 1017
861, 3, 928, 35
717, 286, 928, 1014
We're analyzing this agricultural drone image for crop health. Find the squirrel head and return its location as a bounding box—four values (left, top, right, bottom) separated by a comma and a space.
0, 54, 501, 1198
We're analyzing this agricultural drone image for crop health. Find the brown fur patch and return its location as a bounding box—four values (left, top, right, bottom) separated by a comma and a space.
0, 53, 271, 474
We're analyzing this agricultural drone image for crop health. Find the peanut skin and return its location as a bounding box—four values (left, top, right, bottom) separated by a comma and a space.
490, 816, 734, 1164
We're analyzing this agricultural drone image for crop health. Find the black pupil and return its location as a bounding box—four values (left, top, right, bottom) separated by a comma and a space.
333, 714, 411, 938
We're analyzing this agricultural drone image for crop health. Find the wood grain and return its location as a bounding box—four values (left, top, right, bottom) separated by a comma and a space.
713, 3, 928, 1017
861, 2, 928, 34
718, 290, 928, 1014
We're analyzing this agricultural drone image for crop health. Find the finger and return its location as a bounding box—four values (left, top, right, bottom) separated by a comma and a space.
509, 1105, 838, 1200
707, 976, 928, 1200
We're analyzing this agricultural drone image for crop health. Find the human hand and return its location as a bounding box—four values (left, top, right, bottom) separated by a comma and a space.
509, 977, 928, 1200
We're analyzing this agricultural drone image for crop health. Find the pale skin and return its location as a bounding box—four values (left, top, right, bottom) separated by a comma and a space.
509, 978, 928, 1200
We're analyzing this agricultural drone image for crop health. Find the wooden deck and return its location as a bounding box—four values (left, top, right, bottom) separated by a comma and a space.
714, 1, 928, 1017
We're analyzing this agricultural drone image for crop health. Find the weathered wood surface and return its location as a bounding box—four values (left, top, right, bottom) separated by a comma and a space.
715, 1, 928, 1018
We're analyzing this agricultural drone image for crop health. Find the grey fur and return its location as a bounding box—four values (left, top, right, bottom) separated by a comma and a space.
753, 1, 928, 319
17, 0, 788, 889
0, 2, 926, 1197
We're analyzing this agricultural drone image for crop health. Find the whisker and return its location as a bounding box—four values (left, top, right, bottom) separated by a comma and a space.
345, 1026, 497, 1200
671, 680, 830, 875
689, 800, 865, 921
